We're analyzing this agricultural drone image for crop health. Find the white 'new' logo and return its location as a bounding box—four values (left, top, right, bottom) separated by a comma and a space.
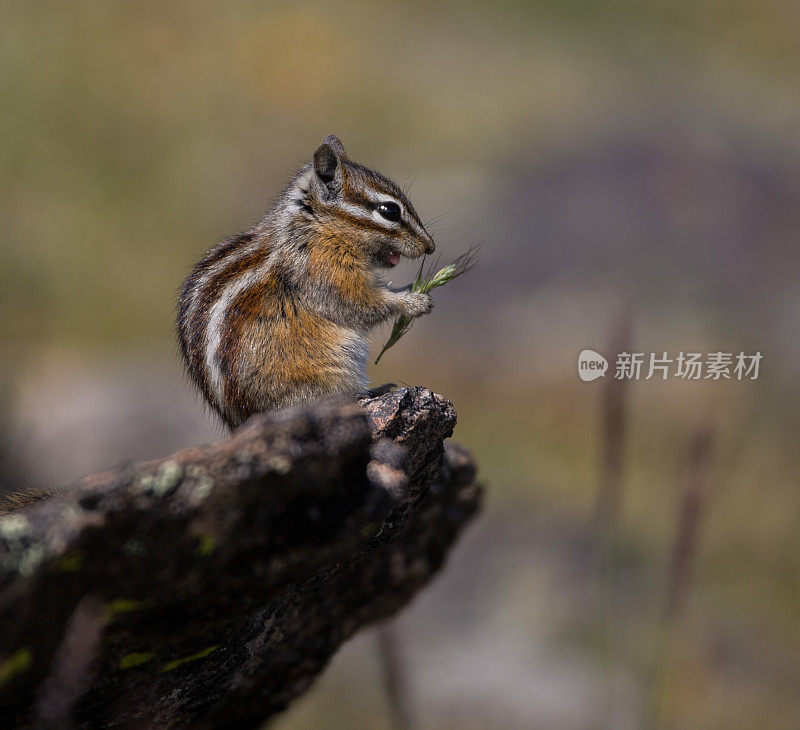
578, 349, 608, 381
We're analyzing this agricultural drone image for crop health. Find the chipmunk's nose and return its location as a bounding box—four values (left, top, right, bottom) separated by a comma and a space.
423, 233, 435, 254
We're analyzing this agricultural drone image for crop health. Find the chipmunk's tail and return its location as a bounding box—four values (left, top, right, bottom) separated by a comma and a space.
0, 488, 55, 515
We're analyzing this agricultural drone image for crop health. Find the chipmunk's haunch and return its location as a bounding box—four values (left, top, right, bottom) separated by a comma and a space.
177, 135, 435, 429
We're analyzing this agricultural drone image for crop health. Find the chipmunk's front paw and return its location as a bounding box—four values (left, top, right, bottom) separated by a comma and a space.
405, 292, 434, 317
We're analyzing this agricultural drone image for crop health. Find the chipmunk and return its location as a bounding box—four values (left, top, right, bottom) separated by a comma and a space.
177, 135, 435, 429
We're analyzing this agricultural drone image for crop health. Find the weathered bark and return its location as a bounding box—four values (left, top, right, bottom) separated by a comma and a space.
0, 387, 480, 729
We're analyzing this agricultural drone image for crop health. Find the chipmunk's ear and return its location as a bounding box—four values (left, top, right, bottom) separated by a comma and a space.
313, 135, 346, 197
321, 134, 347, 159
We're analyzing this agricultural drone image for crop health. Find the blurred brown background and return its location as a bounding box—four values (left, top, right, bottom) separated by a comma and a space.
2, 2, 800, 728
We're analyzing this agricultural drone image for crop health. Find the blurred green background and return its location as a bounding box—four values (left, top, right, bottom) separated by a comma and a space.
2, 1, 800, 728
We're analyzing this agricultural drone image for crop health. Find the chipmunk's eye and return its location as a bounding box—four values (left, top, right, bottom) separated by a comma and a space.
377, 201, 401, 222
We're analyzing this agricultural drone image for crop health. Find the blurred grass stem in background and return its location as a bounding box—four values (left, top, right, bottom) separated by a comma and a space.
645, 421, 716, 729
590, 314, 632, 728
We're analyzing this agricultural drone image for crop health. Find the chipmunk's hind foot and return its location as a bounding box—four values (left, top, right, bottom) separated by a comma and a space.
362, 382, 398, 398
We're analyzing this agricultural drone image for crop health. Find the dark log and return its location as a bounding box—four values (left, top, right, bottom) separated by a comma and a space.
0, 387, 480, 729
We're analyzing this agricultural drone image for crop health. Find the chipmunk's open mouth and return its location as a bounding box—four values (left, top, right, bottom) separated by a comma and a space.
379, 247, 401, 268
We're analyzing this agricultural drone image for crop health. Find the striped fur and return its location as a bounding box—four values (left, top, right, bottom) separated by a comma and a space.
177, 135, 435, 429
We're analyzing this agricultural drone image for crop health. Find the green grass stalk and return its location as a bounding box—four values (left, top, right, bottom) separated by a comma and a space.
374, 246, 478, 364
